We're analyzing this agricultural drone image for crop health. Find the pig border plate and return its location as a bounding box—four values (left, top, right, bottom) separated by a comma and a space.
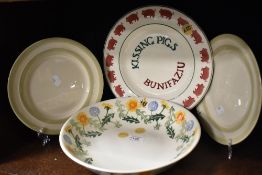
104, 6, 213, 109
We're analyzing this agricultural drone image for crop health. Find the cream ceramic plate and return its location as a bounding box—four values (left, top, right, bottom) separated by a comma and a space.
8, 38, 104, 135
197, 34, 261, 145
60, 97, 201, 174
104, 6, 213, 109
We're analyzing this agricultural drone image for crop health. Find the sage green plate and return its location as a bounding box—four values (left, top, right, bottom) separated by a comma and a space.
8, 38, 103, 135
197, 34, 261, 145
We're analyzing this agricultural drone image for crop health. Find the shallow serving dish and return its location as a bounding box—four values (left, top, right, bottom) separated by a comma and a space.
60, 97, 201, 175
8, 38, 104, 135
104, 5, 213, 109
197, 34, 261, 145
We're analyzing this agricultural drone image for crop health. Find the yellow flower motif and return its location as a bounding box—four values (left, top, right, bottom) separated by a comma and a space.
161, 100, 170, 109
77, 112, 90, 126
102, 103, 113, 110
175, 111, 186, 124
64, 124, 72, 133
126, 99, 140, 112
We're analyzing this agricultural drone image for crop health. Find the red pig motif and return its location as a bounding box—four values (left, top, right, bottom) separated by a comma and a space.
177, 17, 189, 26
107, 71, 116, 83
126, 13, 139, 24
107, 37, 117, 50
200, 48, 209, 63
159, 9, 173, 19
200, 66, 209, 81
115, 85, 125, 97
142, 9, 156, 18
193, 84, 205, 97
183, 96, 195, 108
114, 23, 125, 36
191, 30, 203, 44
105, 54, 114, 67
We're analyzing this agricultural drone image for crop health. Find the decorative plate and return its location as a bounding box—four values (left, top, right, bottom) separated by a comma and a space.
196, 34, 261, 145
60, 97, 201, 174
8, 38, 104, 135
103, 6, 213, 109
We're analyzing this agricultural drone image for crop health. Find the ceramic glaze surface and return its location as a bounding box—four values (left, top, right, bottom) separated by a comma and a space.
104, 6, 213, 109
197, 34, 261, 145
21, 49, 90, 121
119, 24, 195, 99
8, 38, 104, 135
60, 97, 201, 174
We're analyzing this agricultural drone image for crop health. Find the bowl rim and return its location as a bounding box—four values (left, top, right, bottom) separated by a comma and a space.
59, 96, 201, 174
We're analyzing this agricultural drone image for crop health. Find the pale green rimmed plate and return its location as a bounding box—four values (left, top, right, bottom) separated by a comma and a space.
197, 34, 261, 145
60, 97, 201, 175
8, 38, 103, 135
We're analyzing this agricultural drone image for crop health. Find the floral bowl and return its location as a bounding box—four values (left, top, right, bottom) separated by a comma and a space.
59, 97, 201, 175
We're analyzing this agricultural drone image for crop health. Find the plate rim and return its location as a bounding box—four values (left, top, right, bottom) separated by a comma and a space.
196, 33, 262, 145
7, 37, 104, 135
103, 5, 213, 109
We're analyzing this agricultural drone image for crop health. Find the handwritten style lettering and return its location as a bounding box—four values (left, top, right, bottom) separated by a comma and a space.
131, 35, 178, 69
144, 62, 185, 90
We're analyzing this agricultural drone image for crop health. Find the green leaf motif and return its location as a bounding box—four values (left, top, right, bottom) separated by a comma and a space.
70, 120, 77, 126
75, 135, 83, 152
148, 114, 165, 122
114, 121, 122, 128
136, 109, 148, 120
116, 100, 125, 119
166, 126, 175, 139
101, 113, 114, 127
84, 157, 93, 164
122, 116, 140, 124
70, 120, 84, 135
170, 106, 175, 113
84, 131, 102, 138
89, 118, 101, 129
176, 135, 190, 143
